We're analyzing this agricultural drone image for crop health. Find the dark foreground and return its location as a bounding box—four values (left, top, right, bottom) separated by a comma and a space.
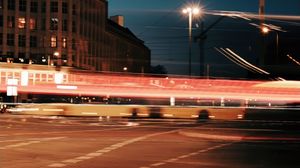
1, 114, 300, 168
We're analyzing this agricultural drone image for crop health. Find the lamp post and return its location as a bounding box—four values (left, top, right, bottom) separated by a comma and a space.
182, 6, 200, 76
261, 26, 279, 63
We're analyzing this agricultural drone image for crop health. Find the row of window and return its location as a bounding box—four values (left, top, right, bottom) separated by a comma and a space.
0, 16, 76, 32
0, 53, 69, 66
0, 33, 75, 49
2, 0, 75, 14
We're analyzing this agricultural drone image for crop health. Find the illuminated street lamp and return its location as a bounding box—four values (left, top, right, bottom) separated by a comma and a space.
182, 6, 200, 76
261, 26, 279, 62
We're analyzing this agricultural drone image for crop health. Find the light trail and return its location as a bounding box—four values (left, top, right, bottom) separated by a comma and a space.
0, 64, 299, 103
206, 10, 300, 21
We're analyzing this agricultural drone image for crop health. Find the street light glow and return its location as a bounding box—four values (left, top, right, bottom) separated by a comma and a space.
261, 26, 270, 34
193, 8, 200, 14
182, 7, 200, 15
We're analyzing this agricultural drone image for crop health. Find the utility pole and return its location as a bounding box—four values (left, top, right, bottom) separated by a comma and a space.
259, 0, 266, 66
194, 16, 225, 77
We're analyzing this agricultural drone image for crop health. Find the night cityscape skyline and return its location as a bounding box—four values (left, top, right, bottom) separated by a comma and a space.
1, 2, 300, 168
109, 0, 300, 79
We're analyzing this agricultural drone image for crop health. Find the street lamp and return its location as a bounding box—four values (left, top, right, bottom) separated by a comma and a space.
182, 6, 200, 76
261, 26, 279, 63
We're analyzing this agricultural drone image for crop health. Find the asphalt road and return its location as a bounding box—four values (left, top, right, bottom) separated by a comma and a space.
1, 114, 300, 168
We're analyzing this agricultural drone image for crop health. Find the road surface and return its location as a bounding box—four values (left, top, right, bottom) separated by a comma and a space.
1, 114, 300, 168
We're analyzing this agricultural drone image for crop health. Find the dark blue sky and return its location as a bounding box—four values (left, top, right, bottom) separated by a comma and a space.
108, 0, 300, 77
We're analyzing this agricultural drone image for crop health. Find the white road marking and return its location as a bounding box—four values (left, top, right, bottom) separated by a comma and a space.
96, 149, 111, 153
0, 137, 65, 150
178, 155, 189, 159
151, 162, 165, 167
62, 159, 81, 163
48, 130, 178, 167
48, 163, 66, 167
75, 156, 92, 160
166, 158, 178, 162
86, 153, 103, 157
142, 142, 233, 168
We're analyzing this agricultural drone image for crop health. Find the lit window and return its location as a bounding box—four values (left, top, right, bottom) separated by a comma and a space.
62, 37, 67, 48
18, 17, 26, 29
50, 36, 57, 48
29, 18, 36, 30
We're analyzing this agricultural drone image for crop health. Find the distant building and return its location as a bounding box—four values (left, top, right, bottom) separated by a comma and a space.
0, 0, 150, 73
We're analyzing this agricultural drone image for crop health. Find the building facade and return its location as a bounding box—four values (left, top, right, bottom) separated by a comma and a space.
0, 0, 150, 73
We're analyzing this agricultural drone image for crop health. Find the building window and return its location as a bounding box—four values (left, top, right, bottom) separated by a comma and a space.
0, 15, 2, 27
72, 21, 76, 33
72, 4, 76, 15
72, 54, 75, 61
8, 0, 15, 10
72, 39, 76, 49
7, 52, 14, 58
18, 17, 26, 29
30, 36, 37, 47
50, 18, 58, 30
30, 1, 38, 12
62, 37, 67, 48
18, 35, 26, 47
50, 36, 57, 48
19, 0, 26, 12
62, 54, 67, 65
0, 33, 3, 45
41, 18, 46, 30
62, 19, 68, 31
7, 34, 14, 46
18, 52, 26, 61
7, 16, 15, 28
50, 1, 58, 13
62, 2, 68, 14
29, 18, 36, 30
41, 1, 46, 13
0, 0, 3, 9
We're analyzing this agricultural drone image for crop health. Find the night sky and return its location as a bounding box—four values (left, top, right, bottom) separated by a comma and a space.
108, 0, 300, 77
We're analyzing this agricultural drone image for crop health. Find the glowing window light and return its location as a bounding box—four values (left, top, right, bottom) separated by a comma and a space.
21, 71, 29, 86
55, 73, 64, 84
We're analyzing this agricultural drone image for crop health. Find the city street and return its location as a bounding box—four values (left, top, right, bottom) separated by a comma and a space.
1, 114, 300, 168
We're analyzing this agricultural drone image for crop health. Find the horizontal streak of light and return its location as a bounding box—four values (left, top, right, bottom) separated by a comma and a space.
42, 109, 64, 112
206, 10, 300, 21
57, 85, 78, 90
